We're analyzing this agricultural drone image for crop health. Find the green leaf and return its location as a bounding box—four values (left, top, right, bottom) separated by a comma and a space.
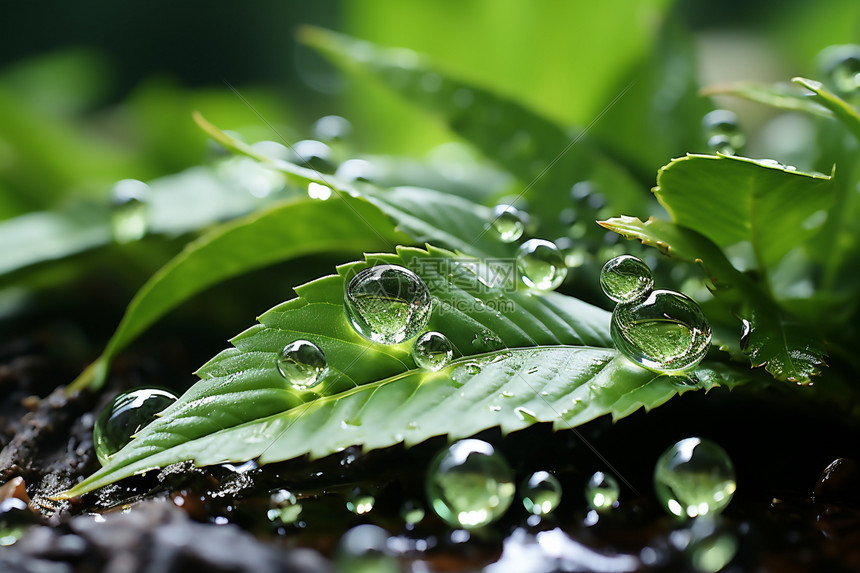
69, 194, 409, 392
298, 26, 649, 241
601, 216, 828, 384
58, 246, 750, 498
654, 154, 834, 274
702, 81, 833, 118
71, 114, 525, 391
792, 77, 860, 141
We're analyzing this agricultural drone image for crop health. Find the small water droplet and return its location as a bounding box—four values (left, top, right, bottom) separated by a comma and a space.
346, 489, 376, 515
472, 332, 504, 352
739, 319, 752, 351
312, 115, 352, 143
600, 255, 654, 303
501, 390, 515, 398
707, 134, 735, 155
520, 471, 562, 515
491, 204, 526, 243
425, 439, 515, 528
94, 388, 177, 466
585, 471, 620, 512
399, 499, 426, 527
344, 265, 433, 344
514, 406, 538, 423
654, 437, 736, 518
821, 44, 860, 94
611, 289, 711, 372
335, 158, 377, 183
277, 340, 328, 390
267, 489, 302, 524
517, 239, 567, 290
412, 331, 453, 371
702, 110, 745, 152
290, 139, 335, 173
335, 524, 399, 573
488, 404, 501, 412
307, 182, 332, 200
110, 179, 150, 243
688, 521, 738, 572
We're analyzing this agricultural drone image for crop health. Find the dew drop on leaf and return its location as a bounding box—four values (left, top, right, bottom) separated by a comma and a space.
344, 265, 433, 344
517, 239, 567, 290
585, 471, 619, 512
110, 179, 150, 244
277, 340, 328, 390
611, 289, 711, 373
289, 139, 335, 173
491, 204, 526, 242
425, 439, 515, 529
520, 471, 562, 516
94, 388, 177, 466
412, 331, 453, 371
654, 437, 736, 519
600, 255, 654, 303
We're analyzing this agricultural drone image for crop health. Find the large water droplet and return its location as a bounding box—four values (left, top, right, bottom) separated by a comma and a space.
345, 265, 432, 344
335, 524, 399, 573
611, 289, 711, 372
110, 179, 150, 243
491, 204, 526, 243
412, 331, 453, 371
346, 489, 376, 515
702, 110, 745, 154
425, 439, 515, 528
600, 255, 654, 303
654, 437, 736, 518
94, 388, 177, 465
517, 239, 567, 290
277, 340, 328, 390
520, 471, 562, 516
267, 489, 302, 524
585, 471, 619, 512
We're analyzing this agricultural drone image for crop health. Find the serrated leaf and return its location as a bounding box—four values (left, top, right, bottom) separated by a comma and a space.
600, 215, 828, 384
655, 154, 834, 273
298, 26, 649, 242
72, 114, 523, 391
58, 246, 750, 498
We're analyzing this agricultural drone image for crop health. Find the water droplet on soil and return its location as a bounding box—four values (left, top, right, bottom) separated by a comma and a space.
425, 439, 515, 529
654, 437, 736, 518
521, 471, 562, 515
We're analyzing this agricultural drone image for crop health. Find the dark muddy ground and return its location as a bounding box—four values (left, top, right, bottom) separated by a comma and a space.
3, 319, 860, 573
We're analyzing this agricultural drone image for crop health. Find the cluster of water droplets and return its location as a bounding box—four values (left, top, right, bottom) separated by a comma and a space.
602, 255, 711, 373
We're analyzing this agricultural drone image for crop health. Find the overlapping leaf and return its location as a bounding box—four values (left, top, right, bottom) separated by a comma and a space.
59, 246, 750, 498
600, 216, 827, 383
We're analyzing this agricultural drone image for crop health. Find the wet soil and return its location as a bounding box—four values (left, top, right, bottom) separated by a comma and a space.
3, 322, 860, 572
